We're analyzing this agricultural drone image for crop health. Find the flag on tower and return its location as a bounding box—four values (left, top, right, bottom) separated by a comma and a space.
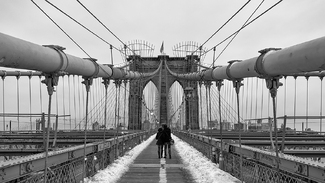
160, 41, 164, 54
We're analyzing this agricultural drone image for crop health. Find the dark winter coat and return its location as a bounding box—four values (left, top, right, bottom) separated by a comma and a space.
161, 127, 171, 143
156, 131, 164, 145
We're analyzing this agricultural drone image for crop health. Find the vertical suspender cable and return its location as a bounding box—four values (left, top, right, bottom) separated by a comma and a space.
199, 83, 203, 129
2, 76, 5, 131
205, 83, 209, 130
281, 77, 287, 153
16, 74, 20, 130
250, 78, 254, 127
255, 78, 258, 125
294, 77, 297, 130
56, 80, 59, 130
44, 91, 52, 183
241, 79, 245, 125
68, 75, 72, 130
245, 79, 249, 124
123, 81, 127, 128
320, 77, 323, 132
81, 78, 91, 183
216, 80, 224, 169
261, 81, 264, 121
73, 76, 77, 129
208, 83, 212, 133
62, 76, 66, 130
29, 76, 32, 130
306, 76, 309, 130
233, 80, 243, 182
43, 74, 57, 183
78, 77, 82, 129
102, 79, 108, 168
39, 76, 43, 113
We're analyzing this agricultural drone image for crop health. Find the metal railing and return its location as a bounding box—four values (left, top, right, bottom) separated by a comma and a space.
0, 131, 153, 183
173, 131, 322, 183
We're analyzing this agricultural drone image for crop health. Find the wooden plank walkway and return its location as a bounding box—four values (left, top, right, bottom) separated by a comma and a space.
116, 138, 194, 183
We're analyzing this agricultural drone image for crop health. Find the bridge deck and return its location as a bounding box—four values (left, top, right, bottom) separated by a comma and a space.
116, 138, 194, 183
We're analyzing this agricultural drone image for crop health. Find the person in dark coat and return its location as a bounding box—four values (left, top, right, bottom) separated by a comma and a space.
162, 124, 172, 159
155, 127, 164, 158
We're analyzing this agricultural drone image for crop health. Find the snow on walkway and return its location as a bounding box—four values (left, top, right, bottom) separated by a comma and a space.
85, 133, 239, 183
173, 134, 240, 183
84, 135, 155, 183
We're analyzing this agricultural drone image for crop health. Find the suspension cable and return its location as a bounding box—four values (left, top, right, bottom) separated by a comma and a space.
193, 0, 251, 55
205, 0, 283, 62
39, 76, 43, 113
81, 78, 92, 183
123, 80, 127, 128
306, 76, 309, 130
76, 0, 134, 55
2, 75, 5, 131
31, 0, 92, 58
29, 75, 32, 130
73, 76, 77, 128
233, 80, 243, 182
294, 76, 297, 130
213, 0, 265, 63
45, 0, 121, 52
16, 74, 20, 130
62, 76, 66, 130
320, 77, 324, 132
68, 75, 72, 130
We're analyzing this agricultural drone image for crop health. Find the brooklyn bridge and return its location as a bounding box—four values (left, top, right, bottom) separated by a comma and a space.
0, 1, 325, 183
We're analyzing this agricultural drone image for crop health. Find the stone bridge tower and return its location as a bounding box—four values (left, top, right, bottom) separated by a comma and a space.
127, 54, 199, 130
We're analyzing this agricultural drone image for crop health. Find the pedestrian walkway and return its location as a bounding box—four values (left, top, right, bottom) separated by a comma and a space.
116, 137, 194, 183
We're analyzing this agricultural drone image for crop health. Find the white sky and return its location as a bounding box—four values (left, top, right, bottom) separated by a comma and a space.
1, 0, 325, 132
1, 0, 325, 66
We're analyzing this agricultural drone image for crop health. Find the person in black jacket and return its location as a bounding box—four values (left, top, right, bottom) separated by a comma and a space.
155, 127, 164, 158
162, 124, 172, 159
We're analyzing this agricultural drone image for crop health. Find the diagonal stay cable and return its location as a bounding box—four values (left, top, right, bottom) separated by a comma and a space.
76, 0, 135, 54
31, 0, 92, 58
205, 0, 283, 66
45, 0, 122, 54
191, 0, 251, 56
213, 0, 265, 63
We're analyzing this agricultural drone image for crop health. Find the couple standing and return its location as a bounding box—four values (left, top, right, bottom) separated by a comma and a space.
155, 124, 172, 159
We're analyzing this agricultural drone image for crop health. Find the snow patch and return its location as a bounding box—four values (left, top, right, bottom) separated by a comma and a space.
173, 134, 240, 183
84, 135, 155, 183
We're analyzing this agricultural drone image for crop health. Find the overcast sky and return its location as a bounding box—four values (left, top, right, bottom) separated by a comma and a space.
1, 0, 325, 131
1, 0, 325, 66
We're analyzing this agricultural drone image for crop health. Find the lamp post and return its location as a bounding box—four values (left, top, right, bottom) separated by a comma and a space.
184, 86, 193, 131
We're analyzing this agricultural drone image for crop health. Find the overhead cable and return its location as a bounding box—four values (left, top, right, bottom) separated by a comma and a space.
192, 0, 251, 55
76, 0, 134, 54
44, 0, 122, 54
205, 0, 283, 59
212, 0, 265, 66
31, 0, 92, 58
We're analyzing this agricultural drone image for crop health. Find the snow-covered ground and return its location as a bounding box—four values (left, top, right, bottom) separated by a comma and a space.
173, 135, 240, 183
85, 134, 239, 183
84, 135, 155, 183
